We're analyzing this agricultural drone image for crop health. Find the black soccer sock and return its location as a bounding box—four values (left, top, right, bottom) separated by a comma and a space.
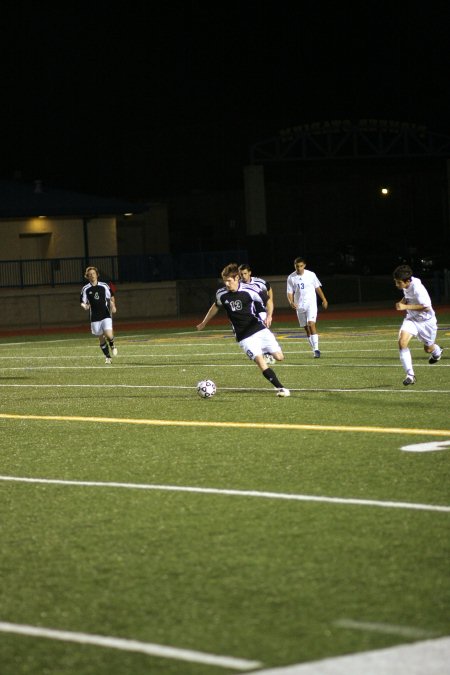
262, 367, 284, 389
100, 341, 110, 357
107, 336, 115, 350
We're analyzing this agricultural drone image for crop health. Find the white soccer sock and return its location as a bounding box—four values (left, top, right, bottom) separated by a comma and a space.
311, 334, 319, 350
431, 346, 442, 357
400, 348, 414, 375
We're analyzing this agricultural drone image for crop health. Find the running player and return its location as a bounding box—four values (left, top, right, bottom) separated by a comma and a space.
80, 266, 118, 364
393, 264, 443, 385
196, 263, 290, 397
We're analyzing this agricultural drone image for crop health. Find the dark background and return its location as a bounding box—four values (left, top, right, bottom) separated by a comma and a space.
1, 1, 450, 272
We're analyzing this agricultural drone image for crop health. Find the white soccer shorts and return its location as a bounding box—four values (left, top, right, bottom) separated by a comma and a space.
239, 328, 281, 361
400, 317, 438, 347
296, 305, 318, 326
91, 318, 113, 336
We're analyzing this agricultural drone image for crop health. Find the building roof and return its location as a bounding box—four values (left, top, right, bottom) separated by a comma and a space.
0, 179, 148, 218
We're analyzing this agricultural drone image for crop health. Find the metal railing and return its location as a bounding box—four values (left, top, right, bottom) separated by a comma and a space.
0, 251, 248, 288
0, 253, 448, 305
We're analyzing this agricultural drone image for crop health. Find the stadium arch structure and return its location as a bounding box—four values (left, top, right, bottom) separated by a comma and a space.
243, 120, 450, 274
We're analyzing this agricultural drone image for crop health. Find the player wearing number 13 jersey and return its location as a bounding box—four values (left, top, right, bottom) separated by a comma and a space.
286, 256, 328, 358
196, 263, 290, 396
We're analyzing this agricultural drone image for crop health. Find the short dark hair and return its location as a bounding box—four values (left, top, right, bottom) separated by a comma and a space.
393, 264, 413, 281
294, 257, 306, 264
238, 263, 251, 273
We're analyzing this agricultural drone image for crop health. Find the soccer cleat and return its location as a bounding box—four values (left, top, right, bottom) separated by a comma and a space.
403, 375, 416, 386
263, 353, 276, 365
112, 347, 118, 357
105, 357, 112, 365
313, 350, 321, 358
428, 349, 443, 364
277, 388, 291, 397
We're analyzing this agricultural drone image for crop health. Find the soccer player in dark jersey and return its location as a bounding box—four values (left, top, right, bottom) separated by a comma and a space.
196, 263, 290, 397
80, 266, 118, 364
239, 262, 276, 364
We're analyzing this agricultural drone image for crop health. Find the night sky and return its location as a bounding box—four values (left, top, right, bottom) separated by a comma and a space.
1, 1, 450, 201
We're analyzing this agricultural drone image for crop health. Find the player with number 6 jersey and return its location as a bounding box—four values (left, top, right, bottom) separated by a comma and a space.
80, 266, 118, 364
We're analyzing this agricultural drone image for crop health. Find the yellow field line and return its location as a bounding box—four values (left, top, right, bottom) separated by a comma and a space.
0, 413, 449, 436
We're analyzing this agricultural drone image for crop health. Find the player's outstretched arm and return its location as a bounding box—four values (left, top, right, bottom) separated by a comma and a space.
196, 303, 219, 330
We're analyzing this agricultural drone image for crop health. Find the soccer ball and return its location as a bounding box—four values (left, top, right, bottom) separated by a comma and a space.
197, 379, 217, 398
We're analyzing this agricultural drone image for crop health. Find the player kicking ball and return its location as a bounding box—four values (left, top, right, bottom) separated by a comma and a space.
196, 263, 290, 397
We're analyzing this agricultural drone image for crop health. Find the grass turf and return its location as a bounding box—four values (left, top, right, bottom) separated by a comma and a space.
0, 312, 449, 674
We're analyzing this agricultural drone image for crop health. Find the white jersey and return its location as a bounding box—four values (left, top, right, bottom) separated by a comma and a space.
244, 276, 270, 303
402, 276, 435, 322
287, 269, 321, 309
242, 276, 270, 318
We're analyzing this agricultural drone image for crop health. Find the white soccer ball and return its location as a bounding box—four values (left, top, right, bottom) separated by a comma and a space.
197, 379, 217, 398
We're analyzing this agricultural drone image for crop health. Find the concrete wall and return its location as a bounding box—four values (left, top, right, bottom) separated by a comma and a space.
0, 282, 178, 329
0, 274, 446, 330
0, 205, 170, 264
0, 216, 117, 260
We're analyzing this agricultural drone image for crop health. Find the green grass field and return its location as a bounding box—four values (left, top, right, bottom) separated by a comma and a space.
1, 311, 449, 674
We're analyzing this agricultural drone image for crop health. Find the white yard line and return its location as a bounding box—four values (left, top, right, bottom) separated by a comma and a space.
0, 359, 448, 369
0, 622, 260, 671
1, 344, 448, 357
253, 637, 450, 674
1, 476, 449, 513
1, 383, 450, 394
334, 619, 436, 639
0, 350, 400, 359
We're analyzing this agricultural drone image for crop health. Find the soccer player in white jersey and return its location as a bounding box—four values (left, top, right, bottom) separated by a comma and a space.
393, 264, 443, 386
80, 266, 118, 364
286, 257, 328, 358
196, 263, 290, 397
238, 263, 276, 364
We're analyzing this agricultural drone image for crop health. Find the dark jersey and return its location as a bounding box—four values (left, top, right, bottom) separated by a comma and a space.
80, 281, 113, 322
216, 283, 265, 341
